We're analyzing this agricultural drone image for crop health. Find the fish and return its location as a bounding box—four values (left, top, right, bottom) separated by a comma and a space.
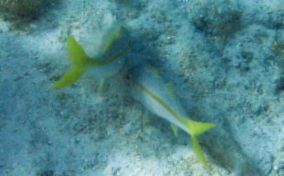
128, 65, 216, 168
53, 25, 130, 89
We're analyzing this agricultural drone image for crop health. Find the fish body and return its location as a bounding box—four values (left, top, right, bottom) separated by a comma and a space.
85, 25, 130, 80
128, 65, 215, 168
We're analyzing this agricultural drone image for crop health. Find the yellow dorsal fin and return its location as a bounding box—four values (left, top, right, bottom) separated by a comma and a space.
102, 25, 123, 53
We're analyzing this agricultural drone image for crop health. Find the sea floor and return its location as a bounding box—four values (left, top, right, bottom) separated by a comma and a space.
0, 0, 284, 175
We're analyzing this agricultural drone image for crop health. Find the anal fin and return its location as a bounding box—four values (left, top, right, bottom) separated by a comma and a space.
171, 123, 179, 137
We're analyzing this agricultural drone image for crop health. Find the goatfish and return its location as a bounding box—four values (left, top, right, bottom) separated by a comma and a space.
128, 65, 216, 168
53, 24, 130, 89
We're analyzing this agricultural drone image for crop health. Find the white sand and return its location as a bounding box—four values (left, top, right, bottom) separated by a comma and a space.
0, 0, 283, 175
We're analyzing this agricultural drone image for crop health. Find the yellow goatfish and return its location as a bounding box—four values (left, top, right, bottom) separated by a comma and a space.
128, 65, 216, 168
53, 25, 130, 89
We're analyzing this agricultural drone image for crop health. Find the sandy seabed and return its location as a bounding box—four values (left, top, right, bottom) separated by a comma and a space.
0, 0, 284, 175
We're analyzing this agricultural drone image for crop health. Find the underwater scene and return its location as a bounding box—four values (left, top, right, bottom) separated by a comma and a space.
0, 0, 284, 175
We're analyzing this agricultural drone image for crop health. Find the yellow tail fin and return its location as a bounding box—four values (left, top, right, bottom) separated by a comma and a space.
53, 35, 129, 89
52, 67, 85, 89
191, 136, 209, 168
67, 36, 91, 68
52, 36, 91, 89
186, 119, 216, 168
188, 120, 216, 137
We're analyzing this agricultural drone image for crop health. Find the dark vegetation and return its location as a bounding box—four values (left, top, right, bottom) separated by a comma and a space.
0, 0, 57, 20
192, 3, 243, 47
272, 36, 284, 93
0, 0, 58, 30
